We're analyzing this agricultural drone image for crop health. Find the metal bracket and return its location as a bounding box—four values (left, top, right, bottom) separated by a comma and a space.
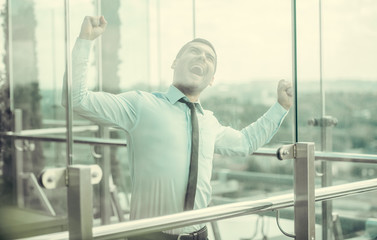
39, 164, 102, 189
22, 172, 56, 216
315, 163, 324, 177
275, 210, 295, 238
91, 146, 102, 158
308, 116, 338, 127
277, 143, 316, 239
15, 139, 35, 152
276, 144, 296, 160
332, 213, 344, 240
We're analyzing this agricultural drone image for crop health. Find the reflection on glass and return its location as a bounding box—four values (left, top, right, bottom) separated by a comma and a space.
296, 1, 377, 239
317, 192, 377, 239
196, 2, 294, 233
297, 0, 377, 156
0, 0, 376, 239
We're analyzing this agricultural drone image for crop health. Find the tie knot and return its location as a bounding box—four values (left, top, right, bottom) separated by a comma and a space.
179, 98, 195, 109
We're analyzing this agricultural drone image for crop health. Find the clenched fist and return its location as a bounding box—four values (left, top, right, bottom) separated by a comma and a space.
277, 79, 293, 110
79, 16, 107, 40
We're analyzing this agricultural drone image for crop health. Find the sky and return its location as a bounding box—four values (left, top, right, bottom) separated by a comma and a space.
1, 0, 377, 91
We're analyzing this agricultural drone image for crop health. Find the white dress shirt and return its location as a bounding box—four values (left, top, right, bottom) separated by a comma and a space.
65, 38, 288, 234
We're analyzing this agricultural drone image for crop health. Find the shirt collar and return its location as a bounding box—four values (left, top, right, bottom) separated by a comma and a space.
166, 85, 204, 114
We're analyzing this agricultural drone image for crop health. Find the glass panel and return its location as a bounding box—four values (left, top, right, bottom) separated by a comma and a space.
317, 192, 377, 239
1, 0, 375, 239
193, 0, 296, 235
296, 0, 377, 183
0, 0, 70, 238
68, 0, 194, 228
209, 209, 297, 240
296, 0, 377, 239
321, 0, 377, 156
196, 0, 294, 202
297, 0, 377, 155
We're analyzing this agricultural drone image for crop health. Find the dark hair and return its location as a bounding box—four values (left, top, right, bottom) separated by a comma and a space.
175, 38, 217, 72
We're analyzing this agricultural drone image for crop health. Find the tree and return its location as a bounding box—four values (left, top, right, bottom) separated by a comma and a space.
0, 0, 12, 205
0, 0, 45, 206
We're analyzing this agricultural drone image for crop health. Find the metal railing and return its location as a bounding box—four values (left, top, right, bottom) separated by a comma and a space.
0, 130, 126, 147
2, 118, 377, 239
2, 130, 377, 163
20, 177, 377, 240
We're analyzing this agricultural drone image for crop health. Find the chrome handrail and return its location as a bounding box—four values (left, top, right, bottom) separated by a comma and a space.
255, 147, 377, 164
93, 201, 274, 239
2, 132, 377, 163
0, 132, 127, 147
315, 151, 377, 163
3, 125, 99, 136
20, 178, 377, 240
315, 178, 377, 202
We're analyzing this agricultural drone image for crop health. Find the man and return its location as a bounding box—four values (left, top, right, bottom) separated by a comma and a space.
65, 16, 292, 240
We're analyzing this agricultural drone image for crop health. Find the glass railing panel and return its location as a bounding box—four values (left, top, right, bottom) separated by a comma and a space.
316, 191, 377, 240
196, 0, 294, 204
295, 1, 377, 239
145, 0, 194, 90
208, 208, 300, 240
319, 0, 377, 156
295, 0, 377, 188
0, 0, 101, 238
0, 140, 69, 239
0, 0, 71, 238
3, 0, 375, 239
67, 0, 195, 230
296, 0, 377, 156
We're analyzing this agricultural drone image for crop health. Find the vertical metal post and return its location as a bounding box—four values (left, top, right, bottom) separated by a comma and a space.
64, 0, 73, 166
51, 9, 57, 119
294, 142, 316, 240
192, 0, 196, 38
96, 0, 103, 92
332, 213, 344, 240
146, 0, 151, 91
156, 0, 162, 89
318, 1, 334, 237
319, 0, 325, 120
321, 124, 334, 240
13, 109, 24, 208
99, 127, 112, 224
291, 0, 298, 143
308, 117, 337, 240
94, 0, 111, 225
67, 165, 94, 240
50, 9, 61, 166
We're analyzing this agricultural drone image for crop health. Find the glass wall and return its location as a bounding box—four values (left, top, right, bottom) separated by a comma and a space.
196, 0, 294, 216
0, 0, 376, 239
296, 0, 377, 239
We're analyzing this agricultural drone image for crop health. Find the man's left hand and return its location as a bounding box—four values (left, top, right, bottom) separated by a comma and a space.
277, 79, 293, 110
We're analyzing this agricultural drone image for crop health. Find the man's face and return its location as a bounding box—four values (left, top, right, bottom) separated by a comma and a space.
172, 42, 216, 95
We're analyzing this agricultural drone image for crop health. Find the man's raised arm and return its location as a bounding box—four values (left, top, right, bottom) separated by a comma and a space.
214, 79, 293, 156
61, 16, 141, 130
62, 16, 107, 108
79, 16, 107, 40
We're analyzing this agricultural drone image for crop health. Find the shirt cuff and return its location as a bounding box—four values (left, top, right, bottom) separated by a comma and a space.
72, 38, 93, 59
264, 102, 289, 126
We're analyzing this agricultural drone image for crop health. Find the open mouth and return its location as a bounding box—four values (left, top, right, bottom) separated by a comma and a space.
190, 65, 204, 76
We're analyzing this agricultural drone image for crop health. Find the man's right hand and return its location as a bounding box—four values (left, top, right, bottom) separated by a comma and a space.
79, 16, 107, 40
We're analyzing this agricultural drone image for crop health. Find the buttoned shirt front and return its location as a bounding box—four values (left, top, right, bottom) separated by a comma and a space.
66, 38, 288, 234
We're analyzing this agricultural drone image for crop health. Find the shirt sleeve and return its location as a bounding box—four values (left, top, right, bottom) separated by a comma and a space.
214, 102, 288, 156
61, 38, 141, 131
